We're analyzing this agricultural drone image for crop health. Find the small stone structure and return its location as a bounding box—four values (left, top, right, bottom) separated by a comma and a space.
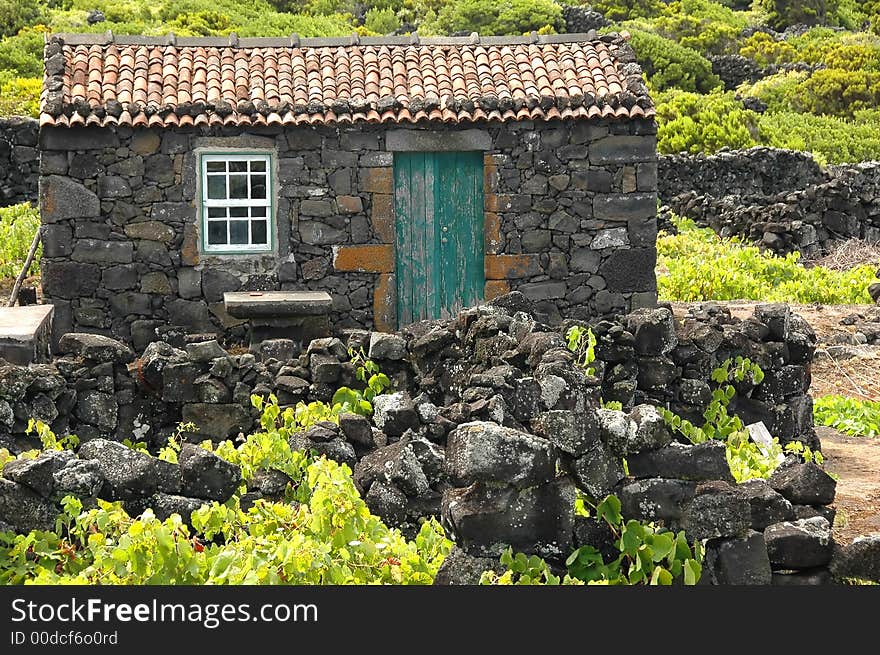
37, 32, 658, 347
223, 290, 333, 350
0, 305, 53, 365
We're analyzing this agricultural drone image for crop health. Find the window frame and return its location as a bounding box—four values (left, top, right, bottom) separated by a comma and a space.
197, 150, 275, 255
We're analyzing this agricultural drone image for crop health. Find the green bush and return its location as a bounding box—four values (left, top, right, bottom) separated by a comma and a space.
656, 88, 759, 154
0, 203, 41, 279
0, 0, 46, 38
814, 395, 880, 437
0, 26, 45, 78
589, 0, 665, 22
431, 0, 563, 36
627, 29, 722, 93
364, 7, 400, 34
657, 216, 876, 304
758, 109, 880, 164
760, 0, 834, 30
0, 76, 40, 117
651, 0, 748, 55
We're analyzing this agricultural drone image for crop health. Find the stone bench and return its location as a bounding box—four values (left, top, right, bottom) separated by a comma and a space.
0, 304, 53, 365
223, 291, 333, 352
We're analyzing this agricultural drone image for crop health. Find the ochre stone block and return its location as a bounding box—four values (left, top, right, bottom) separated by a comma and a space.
181, 223, 199, 266
484, 193, 511, 213
484, 155, 498, 195
484, 212, 501, 253
360, 167, 393, 194
334, 245, 394, 273
373, 273, 397, 332
371, 193, 395, 243
484, 280, 510, 301
484, 254, 538, 280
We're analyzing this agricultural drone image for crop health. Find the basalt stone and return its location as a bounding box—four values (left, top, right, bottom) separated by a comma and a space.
433, 546, 500, 585
309, 354, 341, 384
626, 307, 677, 356
738, 479, 796, 531
352, 439, 430, 497
52, 459, 104, 498
303, 421, 339, 443
259, 339, 300, 362
250, 469, 292, 497
162, 362, 200, 403
338, 412, 374, 447
830, 535, 880, 583
372, 392, 419, 438
704, 531, 772, 586
771, 568, 833, 586
79, 438, 181, 500
41, 261, 100, 299
368, 332, 408, 360
441, 477, 575, 558
530, 409, 600, 457
140, 493, 208, 526
765, 517, 834, 570
181, 403, 251, 441
179, 443, 242, 501
365, 480, 408, 525
40, 175, 100, 222
185, 339, 229, 363
617, 478, 696, 524
754, 303, 790, 341
445, 421, 556, 489
0, 479, 57, 533
202, 269, 241, 303
769, 461, 836, 506
570, 439, 625, 498
2, 449, 75, 497
600, 405, 671, 456
58, 333, 135, 364
627, 441, 733, 482
75, 390, 118, 430
681, 480, 751, 541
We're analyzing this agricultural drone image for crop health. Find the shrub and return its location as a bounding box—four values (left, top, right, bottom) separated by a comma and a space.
0, 203, 41, 279
758, 109, 880, 164
0, 0, 46, 38
364, 7, 400, 35
814, 395, 880, 437
0, 26, 45, 79
739, 31, 797, 67
656, 88, 759, 154
797, 69, 880, 116
657, 216, 876, 304
589, 0, 665, 22
759, 0, 834, 30
432, 0, 563, 36
167, 11, 235, 36
626, 29, 722, 93
651, 0, 748, 55
0, 76, 40, 117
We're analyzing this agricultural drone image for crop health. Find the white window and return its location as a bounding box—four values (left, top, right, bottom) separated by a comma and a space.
200, 153, 273, 253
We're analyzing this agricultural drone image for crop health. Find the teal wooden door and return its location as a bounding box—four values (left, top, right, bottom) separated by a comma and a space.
394, 151, 485, 325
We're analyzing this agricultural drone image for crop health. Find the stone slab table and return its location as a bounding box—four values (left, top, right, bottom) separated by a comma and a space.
223, 291, 333, 352
0, 304, 54, 365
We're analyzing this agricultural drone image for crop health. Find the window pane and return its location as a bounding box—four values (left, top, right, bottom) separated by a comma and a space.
206, 161, 225, 172
229, 161, 248, 172
229, 206, 248, 218
251, 220, 268, 245
230, 220, 248, 244
208, 221, 227, 245
250, 175, 267, 199
229, 175, 248, 199
251, 206, 266, 217
207, 207, 226, 218
207, 175, 226, 200
250, 160, 266, 172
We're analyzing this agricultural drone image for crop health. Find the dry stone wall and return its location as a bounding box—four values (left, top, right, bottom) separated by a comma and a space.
0, 117, 39, 207
2, 292, 862, 585
659, 147, 880, 255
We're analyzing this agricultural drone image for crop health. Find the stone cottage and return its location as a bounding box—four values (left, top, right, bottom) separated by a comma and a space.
38, 31, 658, 350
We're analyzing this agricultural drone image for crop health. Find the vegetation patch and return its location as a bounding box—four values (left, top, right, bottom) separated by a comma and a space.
814, 394, 880, 438
657, 217, 876, 304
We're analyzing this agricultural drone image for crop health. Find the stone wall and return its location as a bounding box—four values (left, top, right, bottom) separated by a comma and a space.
0, 117, 39, 207
2, 293, 868, 585
38, 118, 658, 348
658, 147, 880, 255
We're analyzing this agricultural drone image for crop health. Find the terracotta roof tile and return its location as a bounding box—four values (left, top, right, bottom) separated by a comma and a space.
41, 32, 653, 128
